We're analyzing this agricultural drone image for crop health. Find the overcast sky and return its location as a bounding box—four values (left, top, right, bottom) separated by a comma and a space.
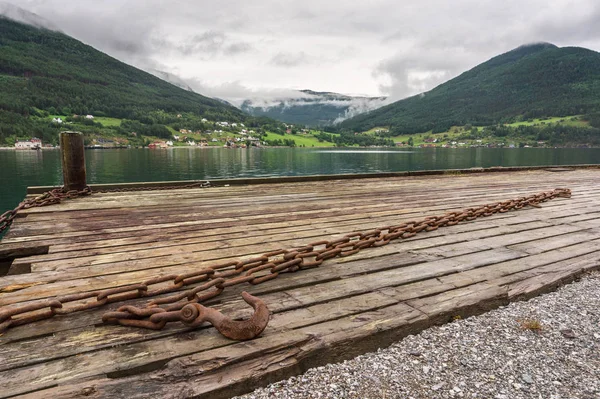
3, 0, 600, 103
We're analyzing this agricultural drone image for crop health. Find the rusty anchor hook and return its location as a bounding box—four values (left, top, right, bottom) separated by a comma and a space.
150, 291, 270, 340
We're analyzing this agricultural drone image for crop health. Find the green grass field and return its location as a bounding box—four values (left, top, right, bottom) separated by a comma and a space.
47, 115, 123, 127
263, 132, 336, 147
94, 116, 123, 127
503, 116, 588, 128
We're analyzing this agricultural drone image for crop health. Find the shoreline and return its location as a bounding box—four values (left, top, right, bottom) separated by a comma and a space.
2, 145, 600, 150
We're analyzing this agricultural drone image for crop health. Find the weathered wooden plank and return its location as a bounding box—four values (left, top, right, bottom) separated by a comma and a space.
1, 189, 588, 248
507, 230, 598, 254
7, 180, 592, 242
10, 214, 556, 273
415, 225, 589, 258
405, 282, 508, 323
437, 242, 600, 288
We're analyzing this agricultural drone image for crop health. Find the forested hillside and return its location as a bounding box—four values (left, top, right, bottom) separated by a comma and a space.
340, 43, 600, 135
0, 17, 260, 144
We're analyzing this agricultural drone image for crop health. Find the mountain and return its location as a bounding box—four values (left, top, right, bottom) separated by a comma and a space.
340, 43, 600, 134
0, 15, 255, 144
240, 89, 386, 126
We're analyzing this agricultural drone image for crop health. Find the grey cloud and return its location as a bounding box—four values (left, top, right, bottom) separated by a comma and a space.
270, 52, 310, 67
180, 31, 226, 55
374, 46, 473, 101
177, 31, 253, 57
529, 5, 600, 44
224, 42, 253, 55
294, 9, 316, 20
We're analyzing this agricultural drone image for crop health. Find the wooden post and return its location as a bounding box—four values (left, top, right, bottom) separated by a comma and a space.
60, 131, 87, 191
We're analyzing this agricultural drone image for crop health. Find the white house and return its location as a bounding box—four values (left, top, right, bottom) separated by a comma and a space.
85, 115, 94, 119
52, 117, 63, 124
15, 138, 42, 149
201, 118, 208, 122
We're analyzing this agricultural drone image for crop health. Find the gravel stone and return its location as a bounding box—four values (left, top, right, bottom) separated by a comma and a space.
235, 271, 600, 399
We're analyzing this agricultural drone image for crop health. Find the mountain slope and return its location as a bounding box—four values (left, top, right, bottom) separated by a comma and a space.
0, 16, 248, 131
240, 89, 386, 126
340, 43, 600, 134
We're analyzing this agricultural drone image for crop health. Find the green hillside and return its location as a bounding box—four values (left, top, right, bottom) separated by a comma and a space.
0, 17, 261, 145
340, 43, 600, 135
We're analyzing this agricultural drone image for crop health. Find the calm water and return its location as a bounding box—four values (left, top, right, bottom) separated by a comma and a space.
1, 147, 599, 215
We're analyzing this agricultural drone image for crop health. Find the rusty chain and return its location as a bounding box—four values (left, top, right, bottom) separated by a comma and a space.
0, 187, 93, 235
0, 187, 571, 340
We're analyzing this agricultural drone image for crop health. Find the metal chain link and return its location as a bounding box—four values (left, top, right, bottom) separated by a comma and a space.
0, 187, 93, 235
0, 188, 571, 336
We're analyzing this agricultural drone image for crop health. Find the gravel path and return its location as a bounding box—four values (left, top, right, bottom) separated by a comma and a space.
236, 272, 600, 399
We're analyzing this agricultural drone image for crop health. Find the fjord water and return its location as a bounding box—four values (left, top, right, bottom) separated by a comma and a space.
1, 147, 599, 215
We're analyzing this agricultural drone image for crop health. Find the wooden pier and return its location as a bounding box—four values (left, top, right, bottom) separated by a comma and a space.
0, 167, 599, 398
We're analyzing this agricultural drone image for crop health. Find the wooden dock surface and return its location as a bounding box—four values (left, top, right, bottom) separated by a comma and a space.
1, 169, 599, 398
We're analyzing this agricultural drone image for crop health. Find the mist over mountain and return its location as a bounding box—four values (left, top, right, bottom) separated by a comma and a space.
0, 2, 58, 31
240, 90, 387, 126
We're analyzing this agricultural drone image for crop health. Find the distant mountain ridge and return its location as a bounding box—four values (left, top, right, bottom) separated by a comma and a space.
241, 89, 387, 126
340, 43, 600, 134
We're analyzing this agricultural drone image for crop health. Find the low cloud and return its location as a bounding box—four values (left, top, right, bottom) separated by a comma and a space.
332, 98, 388, 124
270, 51, 310, 68
0, 1, 58, 30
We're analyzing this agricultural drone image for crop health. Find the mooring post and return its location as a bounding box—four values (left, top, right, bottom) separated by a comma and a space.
60, 131, 87, 191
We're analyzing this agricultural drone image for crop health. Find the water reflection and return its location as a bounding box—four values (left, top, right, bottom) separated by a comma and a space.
1, 147, 599, 215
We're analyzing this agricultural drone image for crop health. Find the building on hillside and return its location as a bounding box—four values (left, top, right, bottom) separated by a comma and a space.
15, 138, 42, 150
85, 115, 94, 119
148, 141, 169, 149
247, 137, 261, 147
52, 117, 63, 124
